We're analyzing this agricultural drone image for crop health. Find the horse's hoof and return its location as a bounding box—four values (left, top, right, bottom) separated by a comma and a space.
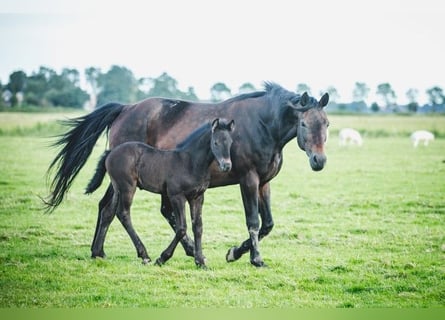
142, 258, 151, 265
251, 259, 268, 268
226, 246, 237, 262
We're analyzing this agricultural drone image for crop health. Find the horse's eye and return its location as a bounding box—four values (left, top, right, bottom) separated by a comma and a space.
301, 122, 307, 128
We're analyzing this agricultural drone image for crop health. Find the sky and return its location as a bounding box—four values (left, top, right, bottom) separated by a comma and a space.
0, 0, 444, 104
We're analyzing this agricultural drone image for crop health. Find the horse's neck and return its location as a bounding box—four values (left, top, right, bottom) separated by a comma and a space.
256, 100, 298, 150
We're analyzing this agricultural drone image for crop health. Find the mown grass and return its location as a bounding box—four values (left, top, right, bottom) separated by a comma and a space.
0, 112, 444, 307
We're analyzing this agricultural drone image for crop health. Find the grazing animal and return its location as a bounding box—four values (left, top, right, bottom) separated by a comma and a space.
85, 118, 235, 267
45, 82, 329, 267
411, 130, 434, 147
339, 128, 363, 146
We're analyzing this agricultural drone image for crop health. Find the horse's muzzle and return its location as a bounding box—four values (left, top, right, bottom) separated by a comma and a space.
309, 153, 326, 171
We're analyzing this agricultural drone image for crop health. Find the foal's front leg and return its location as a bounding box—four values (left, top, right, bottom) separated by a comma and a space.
189, 194, 206, 268
160, 194, 195, 257
155, 195, 187, 266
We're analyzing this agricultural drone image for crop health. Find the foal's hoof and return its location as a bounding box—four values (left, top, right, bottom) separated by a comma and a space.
142, 257, 151, 265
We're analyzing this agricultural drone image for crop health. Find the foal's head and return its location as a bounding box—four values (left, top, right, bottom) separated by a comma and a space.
210, 118, 235, 172
293, 92, 330, 171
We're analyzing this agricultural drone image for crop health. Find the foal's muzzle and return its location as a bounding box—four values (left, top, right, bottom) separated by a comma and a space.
218, 160, 232, 172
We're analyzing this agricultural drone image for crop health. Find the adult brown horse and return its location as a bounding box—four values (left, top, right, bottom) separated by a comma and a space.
45, 82, 329, 267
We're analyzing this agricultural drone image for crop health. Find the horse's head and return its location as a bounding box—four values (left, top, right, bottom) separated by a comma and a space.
211, 118, 235, 172
291, 92, 330, 171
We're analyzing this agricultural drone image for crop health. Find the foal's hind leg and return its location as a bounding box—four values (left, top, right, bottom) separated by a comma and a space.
160, 194, 195, 257
91, 184, 115, 258
115, 187, 151, 264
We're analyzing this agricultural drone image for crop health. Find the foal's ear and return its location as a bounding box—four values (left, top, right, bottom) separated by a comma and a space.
211, 118, 220, 131
228, 120, 235, 132
319, 93, 329, 107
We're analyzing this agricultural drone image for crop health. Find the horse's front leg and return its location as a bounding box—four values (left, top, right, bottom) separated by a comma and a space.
226, 182, 273, 266
189, 194, 206, 268
226, 172, 265, 267
156, 196, 187, 266
160, 194, 195, 257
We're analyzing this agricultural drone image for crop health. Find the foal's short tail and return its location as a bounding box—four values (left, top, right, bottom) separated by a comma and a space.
44, 102, 125, 212
85, 150, 111, 194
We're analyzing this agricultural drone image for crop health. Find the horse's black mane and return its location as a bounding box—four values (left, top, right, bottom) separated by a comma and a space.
224, 82, 318, 108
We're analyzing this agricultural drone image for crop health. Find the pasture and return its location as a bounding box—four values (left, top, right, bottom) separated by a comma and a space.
0, 112, 444, 307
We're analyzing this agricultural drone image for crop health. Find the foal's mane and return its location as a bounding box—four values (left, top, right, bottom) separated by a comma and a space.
176, 122, 212, 150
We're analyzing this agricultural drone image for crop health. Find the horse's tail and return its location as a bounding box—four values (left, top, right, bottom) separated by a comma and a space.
85, 150, 111, 194
44, 102, 125, 212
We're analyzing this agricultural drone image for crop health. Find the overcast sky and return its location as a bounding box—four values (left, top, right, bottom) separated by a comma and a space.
0, 0, 444, 103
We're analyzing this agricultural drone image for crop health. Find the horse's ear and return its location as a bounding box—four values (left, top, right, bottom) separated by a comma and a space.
211, 118, 220, 131
228, 120, 235, 132
319, 93, 329, 107
300, 92, 309, 107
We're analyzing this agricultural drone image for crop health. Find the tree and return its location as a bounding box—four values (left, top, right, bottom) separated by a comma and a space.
96, 65, 139, 106
406, 88, 419, 112
85, 67, 101, 109
323, 86, 339, 103
45, 68, 89, 108
6, 70, 27, 107
210, 82, 231, 102
376, 83, 396, 110
296, 83, 311, 95
140, 72, 198, 101
352, 82, 370, 102
426, 86, 445, 105
238, 82, 256, 94
24, 68, 51, 106
145, 72, 180, 98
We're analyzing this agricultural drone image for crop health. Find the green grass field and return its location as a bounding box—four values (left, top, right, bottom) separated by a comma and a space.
0, 112, 444, 307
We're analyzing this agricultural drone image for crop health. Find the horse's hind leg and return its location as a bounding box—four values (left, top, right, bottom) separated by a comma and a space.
160, 194, 195, 257
91, 184, 114, 258
115, 188, 151, 264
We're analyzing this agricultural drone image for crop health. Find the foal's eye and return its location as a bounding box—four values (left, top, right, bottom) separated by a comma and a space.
301, 122, 307, 128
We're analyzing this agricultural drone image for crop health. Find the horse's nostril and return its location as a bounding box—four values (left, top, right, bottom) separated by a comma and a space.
312, 155, 318, 164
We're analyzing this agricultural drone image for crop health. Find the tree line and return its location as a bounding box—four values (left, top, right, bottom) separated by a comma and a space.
1, 65, 444, 113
